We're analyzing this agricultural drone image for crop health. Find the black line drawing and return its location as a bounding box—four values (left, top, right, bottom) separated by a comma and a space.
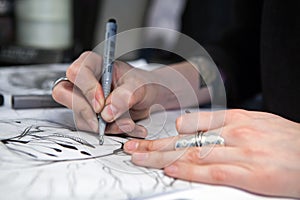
0, 118, 196, 199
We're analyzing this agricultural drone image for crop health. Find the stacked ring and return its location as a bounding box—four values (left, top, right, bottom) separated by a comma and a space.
175, 131, 225, 149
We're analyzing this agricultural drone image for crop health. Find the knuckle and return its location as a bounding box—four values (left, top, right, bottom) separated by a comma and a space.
86, 53, 103, 74
175, 117, 183, 132
241, 148, 256, 157
81, 51, 92, 58
241, 147, 268, 158
147, 140, 156, 151
80, 51, 101, 64
186, 148, 201, 162
229, 126, 253, 139
209, 166, 227, 182
227, 109, 249, 121
229, 125, 263, 143
66, 51, 100, 81
66, 63, 80, 82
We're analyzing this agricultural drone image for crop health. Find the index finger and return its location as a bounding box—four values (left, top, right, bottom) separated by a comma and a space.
124, 136, 180, 154
100, 65, 151, 122
66, 51, 105, 113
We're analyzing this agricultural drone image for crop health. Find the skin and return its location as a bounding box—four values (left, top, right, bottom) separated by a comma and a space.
52, 51, 210, 137
52, 51, 300, 198
124, 109, 300, 198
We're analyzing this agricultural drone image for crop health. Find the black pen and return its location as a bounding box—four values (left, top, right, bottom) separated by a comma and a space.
12, 94, 64, 109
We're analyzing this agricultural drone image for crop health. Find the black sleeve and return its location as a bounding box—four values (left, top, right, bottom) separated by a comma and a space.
261, 0, 300, 122
181, 0, 263, 107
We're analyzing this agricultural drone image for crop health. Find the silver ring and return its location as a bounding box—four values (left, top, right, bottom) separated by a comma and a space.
175, 131, 225, 149
52, 77, 70, 91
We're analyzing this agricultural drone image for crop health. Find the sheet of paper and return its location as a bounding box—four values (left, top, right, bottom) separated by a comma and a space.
0, 108, 195, 200
0, 108, 290, 200
0, 64, 290, 200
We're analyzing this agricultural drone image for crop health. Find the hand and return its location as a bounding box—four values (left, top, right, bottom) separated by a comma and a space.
124, 109, 300, 198
52, 51, 210, 138
52, 51, 160, 137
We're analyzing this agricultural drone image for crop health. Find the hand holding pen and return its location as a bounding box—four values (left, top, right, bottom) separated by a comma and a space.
98, 19, 117, 144
52, 13, 300, 199
52, 47, 204, 140
52, 52, 151, 138
52, 19, 171, 140
51, 20, 208, 143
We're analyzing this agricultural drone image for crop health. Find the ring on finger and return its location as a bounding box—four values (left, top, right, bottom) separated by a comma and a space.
174, 131, 225, 149
52, 77, 70, 91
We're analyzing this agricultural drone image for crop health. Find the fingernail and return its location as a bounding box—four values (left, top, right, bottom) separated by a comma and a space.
92, 98, 101, 113
102, 104, 118, 122
165, 165, 178, 174
125, 140, 139, 151
132, 153, 148, 161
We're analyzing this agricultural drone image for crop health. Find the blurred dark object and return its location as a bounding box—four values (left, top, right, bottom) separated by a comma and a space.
0, 45, 66, 65
261, 0, 300, 122
0, 93, 3, 105
0, 0, 103, 66
0, 0, 14, 45
181, 0, 263, 108
73, 0, 101, 59
0, 0, 77, 66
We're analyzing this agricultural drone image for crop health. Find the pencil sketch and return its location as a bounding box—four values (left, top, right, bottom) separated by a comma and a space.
0, 115, 198, 200
0, 64, 67, 95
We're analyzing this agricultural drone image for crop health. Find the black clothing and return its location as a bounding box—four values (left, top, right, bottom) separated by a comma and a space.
182, 0, 300, 122
261, 0, 300, 122
182, 0, 263, 107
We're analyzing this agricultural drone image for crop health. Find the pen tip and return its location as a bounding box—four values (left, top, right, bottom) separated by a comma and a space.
99, 136, 104, 145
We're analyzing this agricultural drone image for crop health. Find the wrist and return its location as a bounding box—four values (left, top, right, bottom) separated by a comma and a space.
151, 61, 211, 110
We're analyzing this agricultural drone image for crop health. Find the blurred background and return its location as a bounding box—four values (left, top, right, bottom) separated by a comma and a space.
0, 0, 152, 66
0, 0, 263, 109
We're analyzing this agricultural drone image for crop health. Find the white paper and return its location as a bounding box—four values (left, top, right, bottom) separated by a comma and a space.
0, 64, 291, 200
